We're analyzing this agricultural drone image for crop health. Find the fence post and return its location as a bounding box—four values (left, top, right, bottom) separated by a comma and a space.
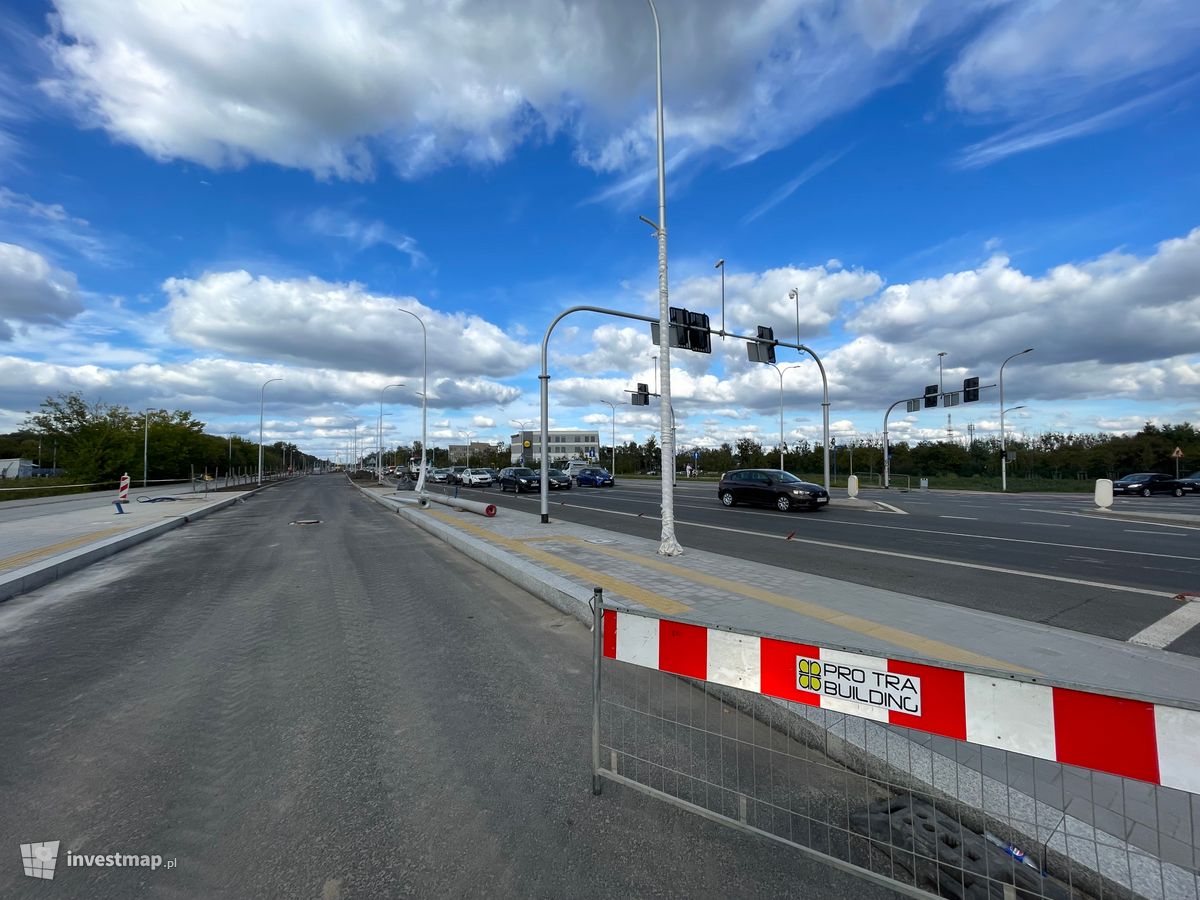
592, 586, 603, 796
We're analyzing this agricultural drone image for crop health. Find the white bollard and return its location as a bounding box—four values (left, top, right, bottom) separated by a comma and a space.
847, 474, 859, 499
1094, 478, 1113, 510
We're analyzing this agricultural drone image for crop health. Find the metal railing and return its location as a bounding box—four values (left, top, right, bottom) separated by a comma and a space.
590, 592, 1200, 899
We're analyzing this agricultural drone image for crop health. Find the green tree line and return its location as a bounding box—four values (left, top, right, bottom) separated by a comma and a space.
1, 393, 319, 484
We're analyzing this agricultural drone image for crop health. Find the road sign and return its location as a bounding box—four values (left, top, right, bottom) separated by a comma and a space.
1172, 447, 1184, 459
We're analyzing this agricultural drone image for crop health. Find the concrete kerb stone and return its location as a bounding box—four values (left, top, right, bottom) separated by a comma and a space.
0, 490, 250, 603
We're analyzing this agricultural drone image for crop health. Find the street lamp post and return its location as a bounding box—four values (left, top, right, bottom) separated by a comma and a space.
715, 259, 725, 338
1000, 348, 1034, 492
644, 0, 680, 556
378, 383, 404, 483
142, 408, 153, 488
258, 378, 282, 485
601, 400, 616, 474
462, 430, 476, 469
396, 308, 429, 494
767, 364, 802, 471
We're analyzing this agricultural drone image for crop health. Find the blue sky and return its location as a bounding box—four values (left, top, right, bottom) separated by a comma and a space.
1, 0, 1198, 464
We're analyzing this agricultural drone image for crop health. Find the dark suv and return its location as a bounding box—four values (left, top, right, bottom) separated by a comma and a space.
717, 469, 829, 511
498, 467, 540, 493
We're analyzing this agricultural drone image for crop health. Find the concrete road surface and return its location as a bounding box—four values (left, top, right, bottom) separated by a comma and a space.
0, 476, 898, 898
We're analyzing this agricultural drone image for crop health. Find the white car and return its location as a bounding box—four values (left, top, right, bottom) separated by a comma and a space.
461, 468, 493, 486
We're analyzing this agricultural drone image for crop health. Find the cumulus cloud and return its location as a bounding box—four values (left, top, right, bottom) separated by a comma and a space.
850, 228, 1200, 369
37, 0, 986, 183
162, 270, 539, 377
0, 241, 83, 339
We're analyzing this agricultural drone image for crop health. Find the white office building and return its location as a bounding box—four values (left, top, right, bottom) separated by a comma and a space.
510, 430, 600, 465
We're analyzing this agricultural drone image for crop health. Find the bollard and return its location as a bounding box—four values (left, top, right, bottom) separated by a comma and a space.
113, 472, 130, 514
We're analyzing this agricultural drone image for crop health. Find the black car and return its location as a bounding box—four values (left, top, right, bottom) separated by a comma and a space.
1112, 473, 1187, 497
717, 469, 829, 511
498, 467, 540, 493
1178, 471, 1200, 494
545, 468, 572, 490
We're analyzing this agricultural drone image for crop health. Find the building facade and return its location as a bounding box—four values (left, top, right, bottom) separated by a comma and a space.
510, 430, 600, 465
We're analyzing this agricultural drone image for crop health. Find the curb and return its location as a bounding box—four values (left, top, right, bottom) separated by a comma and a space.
0, 483, 281, 603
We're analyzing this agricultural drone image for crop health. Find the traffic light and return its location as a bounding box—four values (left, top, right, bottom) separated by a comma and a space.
632, 383, 650, 406
924, 384, 938, 409
686, 310, 712, 353
963, 376, 980, 403
747, 325, 777, 364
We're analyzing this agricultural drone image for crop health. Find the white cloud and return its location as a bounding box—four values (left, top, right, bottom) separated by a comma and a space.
38, 0, 986, 184
162, 270, 539, 377
0, 186, 118, 264
851, 228, 1200, 371
303, 207, 427, 267
0, 241, 83, 340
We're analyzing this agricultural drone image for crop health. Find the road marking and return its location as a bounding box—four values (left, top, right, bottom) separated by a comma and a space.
1128, 600, 1200, 649
873, 501, 907, 514
1125, 530, 1187, 537
939, 515, 978, 521
1020, 521, 1071, 528
553, 504, 1178, 599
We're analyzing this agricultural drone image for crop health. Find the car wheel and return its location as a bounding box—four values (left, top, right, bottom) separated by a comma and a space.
1174, 487, 1184, 497
720, 490, 736, 507
1141, 488, 1151, 497
776, 494, 793, 512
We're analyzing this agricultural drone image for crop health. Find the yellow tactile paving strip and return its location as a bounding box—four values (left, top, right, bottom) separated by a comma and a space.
425, 508, 1035, 675
0, 523, 141, 574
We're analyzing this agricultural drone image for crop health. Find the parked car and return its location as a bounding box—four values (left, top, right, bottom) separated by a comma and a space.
545, 468, 572, 490
430, 467, 451, 483
1177, 471, 1200, 494
445, 465, 470, 484
498, 467, 540, 493
717, 469, 829, 511
1112, 473, 1186, 497
461, 468, 492, 486
576, 467, 614, 487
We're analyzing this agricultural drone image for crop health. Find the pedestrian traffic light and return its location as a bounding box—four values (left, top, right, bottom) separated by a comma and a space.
963, 376, 980, 403
655, 307, 712, 353
924, 384, 938, 408
747, 325, 777, 364
632, 383, 650, 406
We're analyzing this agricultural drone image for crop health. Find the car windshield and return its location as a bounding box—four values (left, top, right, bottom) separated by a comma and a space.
512, 468, 534, 476
771, 471, 804, 484
1117, 474, 1153, 481
548, 469, 565, 476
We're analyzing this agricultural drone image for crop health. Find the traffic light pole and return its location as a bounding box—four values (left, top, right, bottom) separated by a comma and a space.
882, 382, 998, 488
539, 305, 816, 529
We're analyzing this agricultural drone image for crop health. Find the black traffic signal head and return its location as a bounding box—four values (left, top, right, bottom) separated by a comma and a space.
963, 376, 980, 403
924, 384, 938, 408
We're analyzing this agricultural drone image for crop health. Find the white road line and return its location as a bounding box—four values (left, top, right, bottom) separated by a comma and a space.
1125, 530, 1187, 537
939, 515, 978, 521
873, 501, 907, 514
557, 504, 1177, 598
1020, 521, 1071, 528
1128, 601, 1200, 649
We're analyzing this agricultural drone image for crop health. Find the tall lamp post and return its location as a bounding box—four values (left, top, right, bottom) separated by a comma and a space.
786, 286, 832, 492
601, 400, 617, 473
1000, 348, 1034, 492
142, 408, 153, 488
396, 308, 428, 494
378, 383, 404, 482
643, 0, 680, 556
767, 364, 803, 471
461, 430, 476, 469
258, 378, 282, 485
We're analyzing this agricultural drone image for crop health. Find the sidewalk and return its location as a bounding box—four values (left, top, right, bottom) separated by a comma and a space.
0, 488, 252, 602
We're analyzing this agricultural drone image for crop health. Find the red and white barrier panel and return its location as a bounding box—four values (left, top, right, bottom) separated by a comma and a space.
602, 609, 1200, 793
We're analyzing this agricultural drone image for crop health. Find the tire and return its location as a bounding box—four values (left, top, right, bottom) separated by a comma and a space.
776, 494, 793, 512
720, 490, 736, 507
1141, 488, 1151, 497
1174, 487, 1184, 497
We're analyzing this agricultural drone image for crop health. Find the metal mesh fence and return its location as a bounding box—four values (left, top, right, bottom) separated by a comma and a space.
596, 641, 1200, 900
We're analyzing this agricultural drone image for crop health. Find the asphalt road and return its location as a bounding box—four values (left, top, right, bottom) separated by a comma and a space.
435, 479, 1200, 654
0, 476, 900, 899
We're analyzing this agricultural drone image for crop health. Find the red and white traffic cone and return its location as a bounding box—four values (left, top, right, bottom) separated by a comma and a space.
113, 472, 130, 514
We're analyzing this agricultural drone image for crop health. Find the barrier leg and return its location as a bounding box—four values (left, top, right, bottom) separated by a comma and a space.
592, 586, 603, 796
